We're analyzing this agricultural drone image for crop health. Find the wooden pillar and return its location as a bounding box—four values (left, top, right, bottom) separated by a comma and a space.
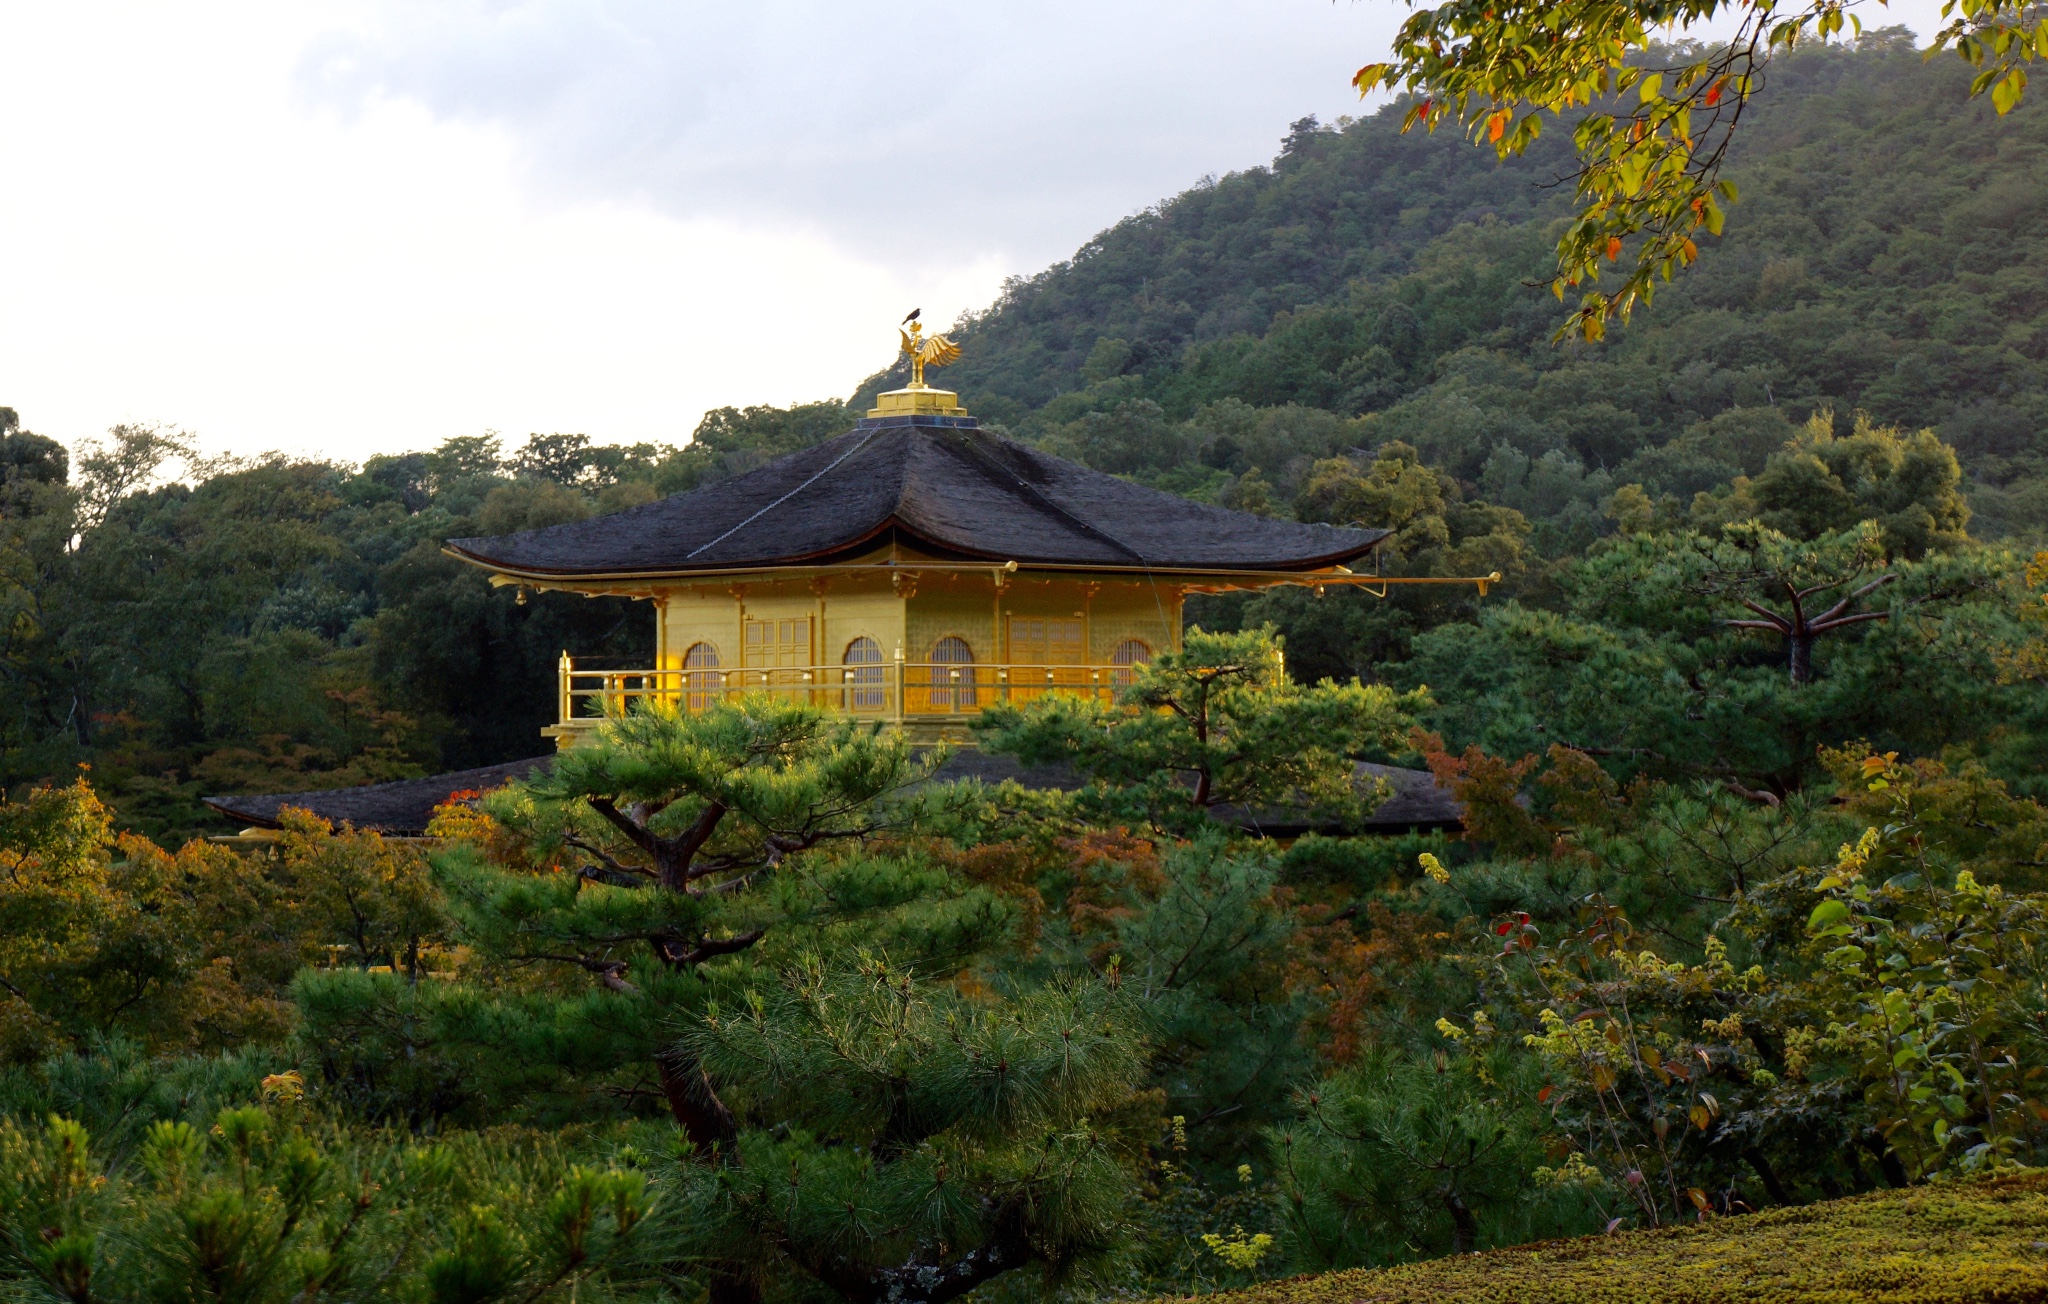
992, 568, 1009, 707
652, 592, 672, 706
729, 584, 747, 697
811, 576, 829, 706
1080, 581, 1101, 663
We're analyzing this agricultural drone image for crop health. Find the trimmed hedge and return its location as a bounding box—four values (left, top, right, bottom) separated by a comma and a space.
1182, 1174, 2048, 1303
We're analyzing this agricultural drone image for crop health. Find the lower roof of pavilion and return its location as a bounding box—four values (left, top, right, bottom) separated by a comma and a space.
202, 754, 1465, 840
443, 415, 1389, 589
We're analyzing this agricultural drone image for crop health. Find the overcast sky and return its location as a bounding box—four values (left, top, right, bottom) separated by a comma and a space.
2, 1, 1952, 466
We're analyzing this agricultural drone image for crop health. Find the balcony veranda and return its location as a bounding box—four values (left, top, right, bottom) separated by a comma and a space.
550, 654, 1140, 740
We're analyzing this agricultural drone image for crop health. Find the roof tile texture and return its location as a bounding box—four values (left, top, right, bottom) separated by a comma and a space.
445, 418, 1387, 576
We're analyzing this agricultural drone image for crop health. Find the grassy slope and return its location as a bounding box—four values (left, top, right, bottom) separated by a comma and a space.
1177, 1174, 2048, 1303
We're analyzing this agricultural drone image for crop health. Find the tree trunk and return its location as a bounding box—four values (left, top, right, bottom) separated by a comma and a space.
656, 1044, 738, 1157
1746, 1148, 1791, 1207
1444, 1189, 1477, 1253
809, 1205, 1033, 1304
1859, 1133, 1910, 1189
707, 1273, 761, 1304
1788, 631, 1814, 686
659, 1046, 760, 1304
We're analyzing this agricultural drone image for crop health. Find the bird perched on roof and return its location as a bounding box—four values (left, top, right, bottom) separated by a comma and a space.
901, 308, 921, 325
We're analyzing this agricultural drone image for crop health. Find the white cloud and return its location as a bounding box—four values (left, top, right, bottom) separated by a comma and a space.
297, 0, 1392, 267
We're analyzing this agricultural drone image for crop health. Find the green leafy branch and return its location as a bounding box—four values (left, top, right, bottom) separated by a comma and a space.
1356, 0, 2046, 340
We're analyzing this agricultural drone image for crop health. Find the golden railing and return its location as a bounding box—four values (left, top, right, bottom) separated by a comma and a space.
557, 655, 1137, 726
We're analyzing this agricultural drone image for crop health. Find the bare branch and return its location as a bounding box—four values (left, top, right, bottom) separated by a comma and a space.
1807, 610, 1892, 635
1721, 779, 1781, 809
669, 799, 730, 886
1807, 573, 1897, 626
586, 796, 660, 856
1736, 598, 1791, 631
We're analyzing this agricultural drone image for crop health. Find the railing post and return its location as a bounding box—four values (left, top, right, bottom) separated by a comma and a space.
558, 650, 572, 723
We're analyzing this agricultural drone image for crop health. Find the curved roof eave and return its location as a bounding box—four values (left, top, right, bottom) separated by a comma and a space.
441, 518, 1390, 584
440, 422, 1393, 579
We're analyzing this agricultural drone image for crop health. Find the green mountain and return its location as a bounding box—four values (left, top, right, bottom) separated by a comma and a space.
859, 31, 2048, 539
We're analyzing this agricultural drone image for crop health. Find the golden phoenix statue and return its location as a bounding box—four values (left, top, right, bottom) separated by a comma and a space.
899, 320, 961, 388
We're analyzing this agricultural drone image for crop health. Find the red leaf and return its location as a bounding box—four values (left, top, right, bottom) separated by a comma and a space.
1496, 920, 1513, 936
1538, 1084, 1555, 1103
1704, 78, 1725, 107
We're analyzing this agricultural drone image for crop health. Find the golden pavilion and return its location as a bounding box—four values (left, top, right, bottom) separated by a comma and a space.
206, 325, 1475, 838
439, 330, 1391, 746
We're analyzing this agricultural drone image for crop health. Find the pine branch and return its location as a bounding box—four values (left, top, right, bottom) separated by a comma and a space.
564, 834, 653, 887
530, 953, 641, 994
579, 864, 649, 890
666, 929, 766, 968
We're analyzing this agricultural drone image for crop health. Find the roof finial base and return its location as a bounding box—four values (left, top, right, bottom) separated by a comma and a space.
867, 385, 969, 418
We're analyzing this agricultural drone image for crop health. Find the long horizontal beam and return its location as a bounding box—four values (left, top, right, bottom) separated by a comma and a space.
473, 557, 1502, 598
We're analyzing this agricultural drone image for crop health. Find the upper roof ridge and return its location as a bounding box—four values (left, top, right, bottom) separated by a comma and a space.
444, 415, 1388, 578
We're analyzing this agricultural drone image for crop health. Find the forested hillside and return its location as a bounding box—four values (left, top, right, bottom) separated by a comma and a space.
864, 32, 2048, 545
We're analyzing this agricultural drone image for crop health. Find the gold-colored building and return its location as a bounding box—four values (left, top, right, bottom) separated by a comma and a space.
443, 369, 1391, 747
202, 344, 1489, 840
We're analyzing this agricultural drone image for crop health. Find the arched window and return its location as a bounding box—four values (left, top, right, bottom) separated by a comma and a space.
842, 636, 884, 711
930, 636, 978, 711
1110, 638, 1151, 687
683, 642, 722, 712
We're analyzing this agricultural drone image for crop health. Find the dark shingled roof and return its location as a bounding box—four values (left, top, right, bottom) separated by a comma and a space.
205, 755, 1461, 840
444, 415, 1389, 577
204, 757, 553, 835
1209, 762, 1467, 837
913, 754, 1463, 835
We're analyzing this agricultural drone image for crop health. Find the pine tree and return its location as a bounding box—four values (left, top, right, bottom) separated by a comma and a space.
678, 952, 1144, 1303
297, 697, 1086, 1301
975, 627, 1422, 834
